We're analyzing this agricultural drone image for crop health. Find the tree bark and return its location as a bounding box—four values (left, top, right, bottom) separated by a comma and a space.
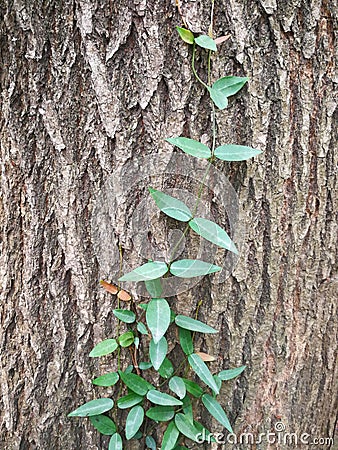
0, 0, 337, 449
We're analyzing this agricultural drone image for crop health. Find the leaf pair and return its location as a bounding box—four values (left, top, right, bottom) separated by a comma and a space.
176, 27, 217, 52
207, 76, 249, 110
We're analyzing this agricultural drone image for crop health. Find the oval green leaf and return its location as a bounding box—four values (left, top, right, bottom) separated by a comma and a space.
147, 390, 183, 406
89, 415, 116, 435
174, 414, 200, 442
170, 259, 221, 278
119, 261, 168, 282
149, 336, 168, 370
109, 433, 123, 450
149, 187, 193, 222
202, 394, 233, 433
146, 435, 157, 450
92, 372, 119, 387
218, 365, 246, 381
189, 217, 238, 254
139, 361, 152, 370
175, 315, 218, 334
137, 322, 149, 335
68, 398, 114, 417
178, 327, 194, 356
144, 278, 163, 298
158, 357, 174, 379
207, 86, 228, 110
169, 376, 186, 399
118, 331, 134, 347
125, 405, 144, 440
89, 339, 118, 357
146, 405, 175, 422
182, 379, 204, 398
214, 144, 262, 161
161, 422, 179, 450
119, 371, 153, 396
146, 298, 171, 344
176, 26, 194, 44
188, 353, 219, 394
212, 76, 249, 98
166, 137, 211, 159
117, 392, 144, 409
113, 309, 136, 323
182, 395, 193, 422
195, 35, 217, 52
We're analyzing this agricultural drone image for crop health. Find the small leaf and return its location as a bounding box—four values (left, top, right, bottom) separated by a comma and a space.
113, 309, 136, 323
161, 422, 179, 450
174, 414, 200, 442
182, 395, 193, 423
218, 365, 246, 381
166, 137, 211, 159
68, 398, 114, 417
146, 435, 157, 450
139, 303, 148, 311
117, 393, 144, 409
118, 331, 134, 347
137, 322, 148, 335
213, 374, 222, 395
195, 35, 217, 52
126, 405, 144, 440
109, 433, 123, 450
178, 328, 194, 356
89, 339, 118, 357
214, 35, 230, 45
176, 26, 194, 44
100, 280, 118, 294
139, 361, 152, 370
214, 144, 262, 161
145, 278, 163, 298
117, 289, 131, 301
196, 352, 216, 362
188, 354, 219, 394
89, 415, 116, 435
182, 379, 203, 398
149, 187, 193, 222
149, 337, 168, 370
189, 217, 238, 254
125, 365, 134, 374
146, 298, 171, 344
92, 372, 119, 387
202, 394, 233, 433
134, 336, 140, 349
207, 86, 228, 110
170, 259, 221, 278
175, 315, 218, 334
119, 371, 153, 396
146, 406, 175, 422
119, 261, 168, 282
169, 376, 186, 399
158, 358, 174, 379
147, 390, 183, 406
212, 76, 249, 98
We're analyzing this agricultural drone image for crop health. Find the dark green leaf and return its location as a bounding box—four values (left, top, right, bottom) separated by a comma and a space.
189, 217, 238, 254
89, 339, 118, 357
149, 187, 193, 222
109, 433, 123, 450
161, 422, 179, 450
195, 35, 217, 52
166, 137, 211, 159
181, 395, 193, 423
146, 435, 157, 450
137, 322, 149, 335
178, 328, 194, 356
68, 398, 114, 417
182, 379, 203, 398
202, 394, 233, 432
176, 26, 194, 44
146, 298, 171, 344
125, 405, 144, 440
188, 354, 219, 394
218, 365, 246, 381
139, 303, 148, 311
92, 372, 119, 387
146, 406, 175, 422
158, 358, 174, 379
170, 259, 221, 278
89, 415, 116, 435
124, 365, 134, 374
118, 331, 134, 348
175, 315, 218, 334
147, 390, 183, 406
145, 278, 163, 298
174, 414, 200, 442
119, 261, 168, 282
132, 431, 143, 440
169, 376, 186, 399
113, 309, 136, 323
119, 371, 153, 396
212, 76, 248, 98
149, 337, 168, 370
139, 361, 152, 370
117, 393, 144, 409
207, 86, 228, 110
215, 144, 262, 161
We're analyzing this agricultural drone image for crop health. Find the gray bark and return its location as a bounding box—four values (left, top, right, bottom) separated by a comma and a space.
0, 0, 337, 449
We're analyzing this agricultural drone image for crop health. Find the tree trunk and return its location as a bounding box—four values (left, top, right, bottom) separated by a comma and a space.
1, 0, 337, 449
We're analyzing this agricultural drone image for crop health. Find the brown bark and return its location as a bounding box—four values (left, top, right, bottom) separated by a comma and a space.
0, 0, 337, 449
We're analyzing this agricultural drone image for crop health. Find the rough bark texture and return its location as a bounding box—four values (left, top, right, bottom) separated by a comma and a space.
0, 0, 337, 449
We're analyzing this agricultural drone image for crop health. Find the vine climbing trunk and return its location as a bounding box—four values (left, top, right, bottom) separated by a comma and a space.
0, 0, 337, 449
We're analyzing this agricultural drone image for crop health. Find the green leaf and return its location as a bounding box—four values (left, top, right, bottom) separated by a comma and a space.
170, 259, 221, 278
158, 358, 174, 379
126, 405, 144, 440
176, 26, 194, 44
145, 278, 163, 298
218, 365, 246, 381
189, 217, 238, 254
119, 371, 153, 396
146, 298, 171, 344
188, 354, 219, 394
166, 137, 211, 159
149, 337, 168, 370
212, 76, 248, 98
92, 372, 119, 387
193, 421, 216, 443
182, 379, 203, 398
119, 261, 168, 282
202, 394, 233, 433
181, 395, 193, 423
139, 303, 148, 311
109, 433, 123, 450
117, 392, 144, 409
68, 398, 114, 417
146, 435, 157, 450
161, 422, 180, 450
146, 406, 175, 422
214, 144, 262, 161
174, 414, 200, 442
213, 374, 222, 395
137, 322, 149, 335
195, 35, 217, 52
139, 361, 152, 370
125, 364, 134, 374
207, 86, 228, 110
175, 315, 218, 334
89, 415, 116, 435
147, 390, 183, 406
169, 376, 186, 399
178, 328, 194, 356
118, 331, 134, 347
149, 187, 193, 222
89, 339, 118, 357
113, 309, 136, 323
